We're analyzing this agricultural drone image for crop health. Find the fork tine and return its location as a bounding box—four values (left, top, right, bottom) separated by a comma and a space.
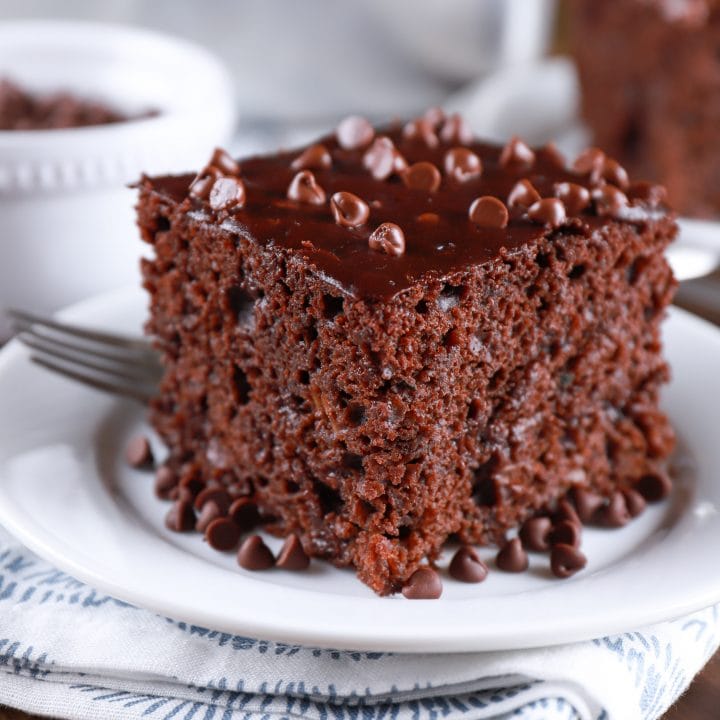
18, 332, 161, 384
30, 356, 154, 404
7, 308, 153, 354
13, 323, 161, 375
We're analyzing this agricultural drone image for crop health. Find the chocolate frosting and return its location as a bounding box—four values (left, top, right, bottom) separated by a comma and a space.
147, 126, 667, 301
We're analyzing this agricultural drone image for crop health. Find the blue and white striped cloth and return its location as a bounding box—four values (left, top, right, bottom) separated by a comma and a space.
0, 525, 717, 720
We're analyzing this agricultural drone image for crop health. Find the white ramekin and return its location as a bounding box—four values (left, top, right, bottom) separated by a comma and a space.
0, 20, 237, 336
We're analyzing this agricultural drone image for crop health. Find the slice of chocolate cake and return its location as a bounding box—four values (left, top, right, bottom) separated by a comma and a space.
137, 112, 676, 595
569, 0, 720, 218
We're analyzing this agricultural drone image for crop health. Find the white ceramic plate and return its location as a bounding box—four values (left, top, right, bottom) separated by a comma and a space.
0, 286, 719, 653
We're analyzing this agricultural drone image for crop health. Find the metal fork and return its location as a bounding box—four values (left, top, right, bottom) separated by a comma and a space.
7, 308, 162, 404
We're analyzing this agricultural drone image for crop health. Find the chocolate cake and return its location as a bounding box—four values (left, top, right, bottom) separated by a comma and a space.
137, 112, 676, 595
569, 0, 720, 217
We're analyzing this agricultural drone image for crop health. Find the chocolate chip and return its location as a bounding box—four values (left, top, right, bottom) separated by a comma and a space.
519, 516, 553, 552
179, 472, 203, 498
330, 191, 370, 228
635, 471, 672, 502
572, 147, 606, 179
496, 537, 528, 573
622, 488, 647, 518
402, 161, 441, 192
417, 212, 440, 224
542, 142, 567, 169
291, 143, 332, 171
209, 177, 246, 211
444, 148, 482, 182
229, 497, 262, 531
507, 179, 541, 209
423, 106, 445, 128
592, 184, 628, 217
528, 198, 567, 228
594, 491, 631, 527
194, 487, 231, 514
468, 196, 509, 229
363, 137, 407, 181
336, 115, 374, 150
401, 566, 443, 599
206, 517, 241, 551
448, 546, 488, 583
195, 500, 222, 533
402, 118, 439, 147
439, 113, 473, 144
499, 137, 535, 170
125, 435, 154, 469
165, 499, 195, 532
369, 222, 405, 257
550, 519, 582, 548
628, 181, 667, 207
554, 499, 581, 527
209, 147, 241, 176
602, 158, 630, 190
154, 465, 177, 500
189, 167, 221, 199
237, 534, 275, 570
287, 170, 326, 205
276, 535, 310, 570
550, 543, 587, 579
554, 182, 591, 216
570, 487, 605, 524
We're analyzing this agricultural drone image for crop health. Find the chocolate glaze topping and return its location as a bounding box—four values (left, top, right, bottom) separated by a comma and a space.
147, 119, 669, 301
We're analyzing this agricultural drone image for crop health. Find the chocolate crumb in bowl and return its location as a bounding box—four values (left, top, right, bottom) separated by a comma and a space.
237, 535, 275, 571
519, 517, 553, 552
137, 114, 677, 596
276, 535, 311, 570
165, 499, 196, 532
496, 538, 529, 573
205, 517, 241, 551
402, 567, 443, 599
550, 544, 587, 579
449, 546, 488, 583
125, 435, 154, 469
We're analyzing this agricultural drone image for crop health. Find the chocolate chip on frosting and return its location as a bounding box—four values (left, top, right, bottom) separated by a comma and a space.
444, 148, 482, 182
449, 546, 489, 583
363, 137, 407, 180
528, 198, 567, 227
291, 143, 332, 171
507, 179, 541, 209
402, 566, 443, 599
496, 537, 529, 572
499, 137, 535, 170
439, 113, 473, 145
572, 147, 606, 179
602, 158, 630, 190
209, 177, 246, 211
369, 222, 405, 257
592, 184, 628, 217
189, 167, 221, 199
331, 191, 370, 228
423, 106, 445, 128
237, 534, 275, 570
276, 534, 310, 570
287, 170, 326, 205
550, 519, 582, 548
336, 115, 374, 150
402, 161, 441, 192
550, 543, 587, 579
402, 118, 439, 148
628, 181, 667, 207
209, 147, 241, 176
519, 516, 553, 552
554, 182, 591, 216
469, 196, 509, 229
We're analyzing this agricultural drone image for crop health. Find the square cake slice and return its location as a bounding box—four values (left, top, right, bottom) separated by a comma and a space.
137, 113, 676, 595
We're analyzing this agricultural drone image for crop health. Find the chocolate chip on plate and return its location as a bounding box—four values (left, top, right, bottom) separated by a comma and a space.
206, 517, 241, 551
154, 465, 177, 499
550, 519, 582, 549
570, 487, 605, 524
444, 147, 482, 182
519, 516, 553, 552
402, 566, 443, 599
125, 435, 154, 469
594, 491, 631, 528
165, 499, 196, 532
622, 487, 647, 518
229, 497, 262, 532
237, 535, 275, 570
554, 499, 581, 527
550, 543, 587, 579
495, 537, 529, 573
634, 470, 673, 502
194, 487, 231, 514
449, 546, 488, 583
276, 535, 310, 570
195, 500, 222, 533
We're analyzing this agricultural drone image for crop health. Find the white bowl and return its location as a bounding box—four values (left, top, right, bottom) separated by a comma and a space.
0, 20, 237, 336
